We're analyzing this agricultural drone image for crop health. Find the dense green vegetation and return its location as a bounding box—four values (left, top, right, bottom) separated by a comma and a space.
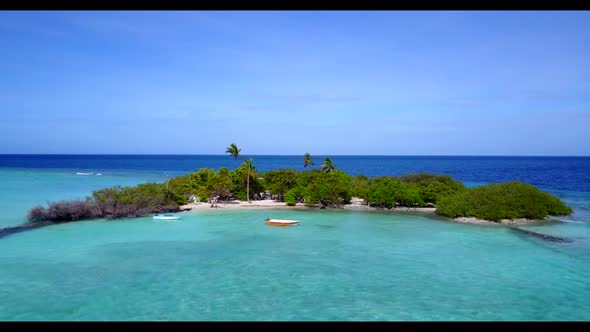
364, 173, 466, 208
262, 168, 299, 201
435, 181, 573, 221
26, 148, 573, 223
28, 166, 573, 223
28, 183, 179, 222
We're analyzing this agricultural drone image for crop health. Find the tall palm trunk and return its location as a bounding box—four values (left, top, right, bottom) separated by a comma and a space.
247, 167, 250, 202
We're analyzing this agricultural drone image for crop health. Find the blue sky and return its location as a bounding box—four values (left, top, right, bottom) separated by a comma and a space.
1, 11, 589, 155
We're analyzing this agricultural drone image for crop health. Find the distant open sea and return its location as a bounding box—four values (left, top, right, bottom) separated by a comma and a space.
0, 155, 589, 321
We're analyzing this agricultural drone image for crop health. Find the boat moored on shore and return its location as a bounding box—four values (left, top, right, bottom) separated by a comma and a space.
264, 218, 299, 226
153, 214, 181, 221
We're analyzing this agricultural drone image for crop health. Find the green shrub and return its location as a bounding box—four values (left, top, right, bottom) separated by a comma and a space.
367, 173, 464, 208
397, 184, 426, 207
262, 169, 299, 200
366, 177, 420, 208
27, 182, 182, 222
284, 189, 297, 206
351, 175, 371, 200
367, 177, 399, 208
206, 171, 233, 199
302, 170, 352, 207
399, 173, 466, 203
436, 181, 573, 221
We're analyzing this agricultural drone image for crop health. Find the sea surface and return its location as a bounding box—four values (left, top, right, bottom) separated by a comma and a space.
0, 155, 589, 321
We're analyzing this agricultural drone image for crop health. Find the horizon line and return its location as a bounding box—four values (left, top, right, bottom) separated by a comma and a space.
1, 154, 590, 157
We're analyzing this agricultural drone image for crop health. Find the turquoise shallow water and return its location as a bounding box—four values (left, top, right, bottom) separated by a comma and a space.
1, 209, 589, 321
0, 166, 590, 321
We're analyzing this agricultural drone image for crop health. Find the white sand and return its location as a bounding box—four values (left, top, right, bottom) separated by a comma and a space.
179, 197, 547, 225
181, 199, 309, 210
180, 197, 437, 213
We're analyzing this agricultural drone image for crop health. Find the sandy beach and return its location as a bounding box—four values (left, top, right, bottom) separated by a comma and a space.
181, 197, 437, 214
180, 197, 549, 225
181, 199, 312, 211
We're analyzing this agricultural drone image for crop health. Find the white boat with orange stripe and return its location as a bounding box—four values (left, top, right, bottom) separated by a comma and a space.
264, 218, 299, 226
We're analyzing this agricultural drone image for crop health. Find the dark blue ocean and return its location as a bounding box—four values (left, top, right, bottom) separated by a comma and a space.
2, 154, 590, 192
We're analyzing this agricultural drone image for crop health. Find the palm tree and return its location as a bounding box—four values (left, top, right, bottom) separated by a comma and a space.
304, 153, 314, 168
225, 143, 241, 160
321, 157, 336, 173
244, 158, 256, 202
225, 143, 254, 202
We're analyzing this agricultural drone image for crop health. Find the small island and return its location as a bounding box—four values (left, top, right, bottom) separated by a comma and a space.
25, 146, 573, 228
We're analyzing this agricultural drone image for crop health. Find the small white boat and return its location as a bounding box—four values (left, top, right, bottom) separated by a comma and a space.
153, 214, 181, 220
264, 218, 299, 226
